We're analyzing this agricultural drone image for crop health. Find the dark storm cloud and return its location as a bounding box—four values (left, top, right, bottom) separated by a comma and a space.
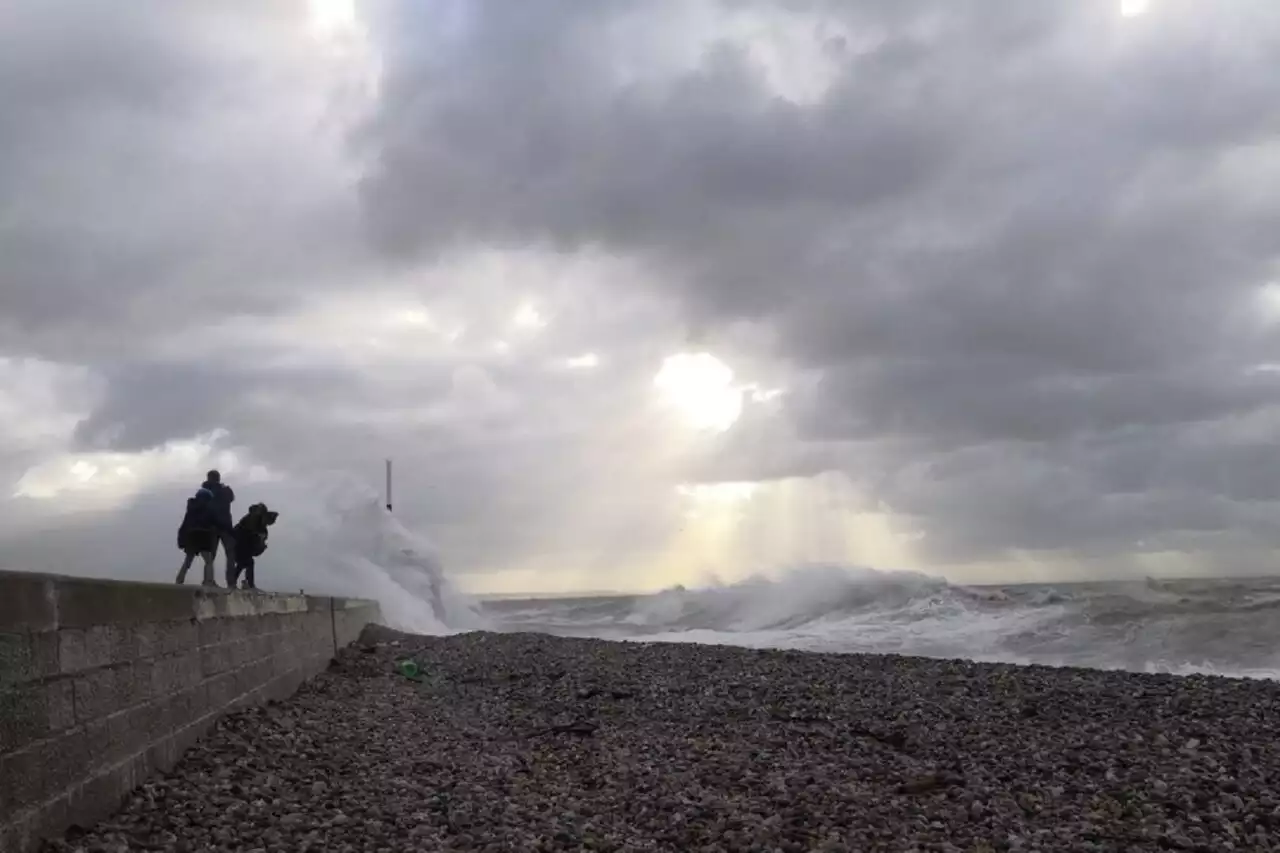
358, 0, 1280, 562
68, 359, 403, 453
6, 0, 1280, 581
0, 0, 369, 360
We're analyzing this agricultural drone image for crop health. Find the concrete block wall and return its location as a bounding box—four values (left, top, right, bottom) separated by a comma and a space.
0, 571, 382, 853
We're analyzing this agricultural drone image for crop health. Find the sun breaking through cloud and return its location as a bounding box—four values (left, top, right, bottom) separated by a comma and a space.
654, 353, 744, 433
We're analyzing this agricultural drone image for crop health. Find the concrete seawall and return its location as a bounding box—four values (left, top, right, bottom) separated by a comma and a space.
0, 571, 383, 852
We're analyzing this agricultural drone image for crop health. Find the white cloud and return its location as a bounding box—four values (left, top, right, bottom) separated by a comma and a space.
14, 429, 277, 508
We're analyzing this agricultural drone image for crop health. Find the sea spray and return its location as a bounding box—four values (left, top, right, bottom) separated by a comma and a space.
624, 564, 951, 632
245, 471, 488, 634
483, 566, 1280, 679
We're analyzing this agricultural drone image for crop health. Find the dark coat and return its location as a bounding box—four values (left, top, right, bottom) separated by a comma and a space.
233, 511, 271, 561
177, 491, 217, 553
201, 480, 236, 531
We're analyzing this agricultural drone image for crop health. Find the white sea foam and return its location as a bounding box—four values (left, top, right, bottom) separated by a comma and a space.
486, 564, 1280, 680
245, 471, 487, 634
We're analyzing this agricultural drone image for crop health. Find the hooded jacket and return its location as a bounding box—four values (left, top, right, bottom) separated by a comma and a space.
177, 488, 217, 552
233, 504, 276, 560
201, 479, 236, 532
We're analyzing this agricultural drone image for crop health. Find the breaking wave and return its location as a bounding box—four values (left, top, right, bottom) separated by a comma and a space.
253, 472, 487, 634
484, 565, 1280, 680
246, 473, 1280, 679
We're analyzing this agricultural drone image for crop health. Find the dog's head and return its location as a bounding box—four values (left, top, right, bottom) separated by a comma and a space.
264, 510, 279, 526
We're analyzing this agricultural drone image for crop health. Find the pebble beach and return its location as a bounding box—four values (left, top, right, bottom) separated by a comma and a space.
46, 629, 1280, 852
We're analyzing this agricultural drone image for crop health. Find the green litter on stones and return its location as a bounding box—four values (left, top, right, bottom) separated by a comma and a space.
394, 659, 423, 681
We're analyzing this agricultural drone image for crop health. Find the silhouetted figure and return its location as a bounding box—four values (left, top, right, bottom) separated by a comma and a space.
176, 487, 218, 586
228, 503, 278, 590
202, 469, 237, 583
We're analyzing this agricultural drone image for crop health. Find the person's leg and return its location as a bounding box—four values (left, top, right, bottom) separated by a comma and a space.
176, 551, 195, 584
201, 542, 217, 585
218, 529, 236, 581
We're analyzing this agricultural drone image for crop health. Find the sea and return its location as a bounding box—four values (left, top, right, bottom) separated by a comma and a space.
267, 479, 1280, 683
477, 569, 1280, 681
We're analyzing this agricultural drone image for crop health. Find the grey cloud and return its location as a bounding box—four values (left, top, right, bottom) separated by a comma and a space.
6, 0, 1280, 584
69, 359, 406, 453
796, 361, 1280, 445
0, 0, 718, 585
0, 0, 370, 360
56, 328, 698, 574
356, 0, 1280, 563
874, 433, 1280, 563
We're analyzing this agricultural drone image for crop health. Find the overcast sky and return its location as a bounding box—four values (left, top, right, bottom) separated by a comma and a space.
3, 0, 1280, 595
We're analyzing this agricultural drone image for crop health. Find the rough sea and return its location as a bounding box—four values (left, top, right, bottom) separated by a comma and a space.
477, 568, 1280, 680
268, 481, 1280, 682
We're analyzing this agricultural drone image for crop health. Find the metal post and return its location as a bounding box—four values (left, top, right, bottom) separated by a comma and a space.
381, 458, 391, 512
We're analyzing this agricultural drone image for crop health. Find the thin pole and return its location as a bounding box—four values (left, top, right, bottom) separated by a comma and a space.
385, 458, 393, 513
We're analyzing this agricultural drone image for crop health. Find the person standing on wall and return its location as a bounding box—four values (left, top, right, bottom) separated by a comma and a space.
228, 503, 278, 590
175, 486, 218, 586
202, 469, 237, 583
